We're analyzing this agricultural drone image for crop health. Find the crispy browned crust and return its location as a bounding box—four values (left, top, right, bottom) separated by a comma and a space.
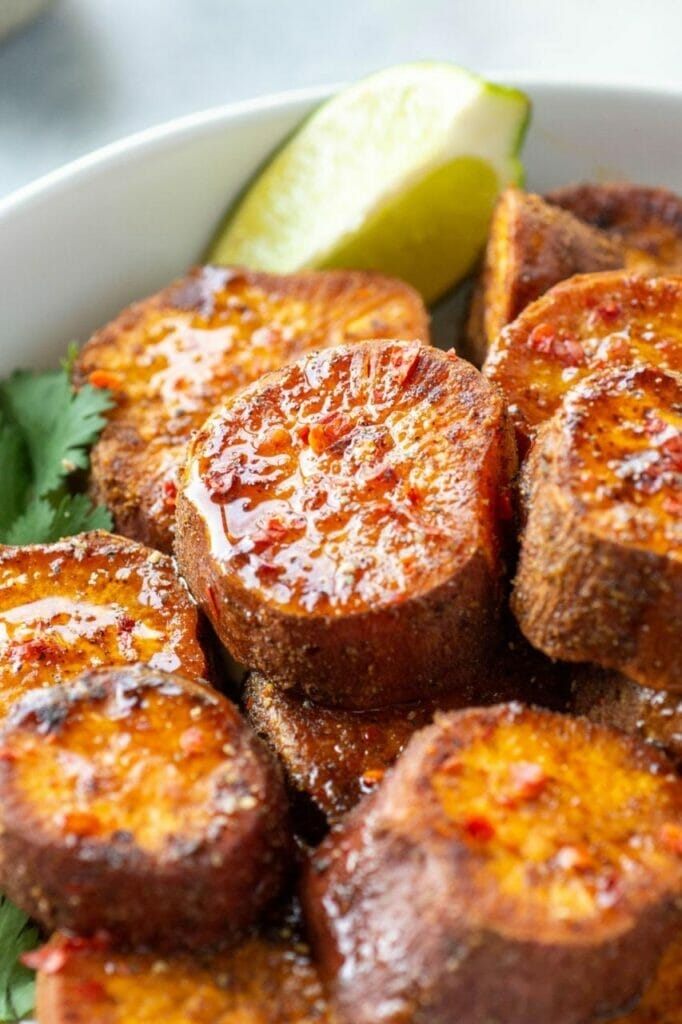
482, 271, 682, 451
546, 181, 682, 269
176, 341, 517, 709
301, 704, 682, 1024
75, 266, 430, 553
34, 919, 330, 1024
0, 667, 292, 951
571, 667, 682, 767
466, 187, 624, 364
244, 620, 570, 825
512, 365, 682, 692
0, 530, 210, 720
614, 928, 682, 1024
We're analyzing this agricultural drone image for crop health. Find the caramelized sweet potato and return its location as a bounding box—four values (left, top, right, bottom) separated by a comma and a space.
546, 181, 682, 269
176, 340, 516, 709
0, 667, 292, 951
244, 620, 569, 825
302, 704, 682, 1024
572, 667, 682, 767
467, 187, 624, 364
0, 530, 209, 720
482, 271, 682, 450
34, 925, 330, 1024
513, 364, 682, 691
75, 266, 429, 552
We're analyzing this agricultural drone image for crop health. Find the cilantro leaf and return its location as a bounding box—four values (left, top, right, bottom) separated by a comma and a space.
5, 493, 113, 547
0, 418, 29, 537
0, 370, 114, 498
0, 897, 39, 1022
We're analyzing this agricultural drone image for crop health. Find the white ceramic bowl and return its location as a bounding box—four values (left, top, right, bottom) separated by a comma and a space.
2, 76, 682, 376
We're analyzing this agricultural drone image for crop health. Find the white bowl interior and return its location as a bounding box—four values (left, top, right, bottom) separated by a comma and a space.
1, 79, 682, 374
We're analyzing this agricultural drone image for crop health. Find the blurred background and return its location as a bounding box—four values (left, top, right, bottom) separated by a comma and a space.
1, 0, 681, 198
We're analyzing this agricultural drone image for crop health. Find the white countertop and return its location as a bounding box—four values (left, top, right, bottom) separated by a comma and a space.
1, 0, 681, 199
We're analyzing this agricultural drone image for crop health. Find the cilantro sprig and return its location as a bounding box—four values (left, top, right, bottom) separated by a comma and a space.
0, 899, 39, 1022
0, 346, 115, 1018
0, 350, 114, 544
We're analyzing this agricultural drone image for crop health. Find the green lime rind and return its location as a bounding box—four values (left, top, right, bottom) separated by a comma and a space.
209, 62, 530, 303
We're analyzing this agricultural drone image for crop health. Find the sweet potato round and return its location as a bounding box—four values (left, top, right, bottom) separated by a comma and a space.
34, 925, 330, 1024
75, 266, 429, 552
0, 666, 292, 951
244, 621, 569, 826
546, 181, 682, 270
483, 271, 682, 450
176, 339, 516, 709
572, 667, 682, 767
0, 530, 210, 720
467, 186, 624, 364
302, 703, 682, 1024
513, 364, 682, 691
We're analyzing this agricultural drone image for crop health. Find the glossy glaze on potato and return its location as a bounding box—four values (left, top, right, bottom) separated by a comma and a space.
483, 272, 682, 450
0, 531, 209, 721
0, 667, 292, 950
513, 364, 681, 691
302, 704, 682, 1024
245, 620, 569, 825
75, 266, 429, 552
34, 922, 329, 1024
572, 667, 682, 767
467, 187, 624, 364
176, 339, 516, 709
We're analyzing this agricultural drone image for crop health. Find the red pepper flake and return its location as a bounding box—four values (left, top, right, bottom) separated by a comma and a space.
527, 323, 585, 367
206, 585, 221, 620
179, 726, 206, 756
662, 433, 682, 473
88, 370, 123, 391
162, 478, 178, 510
406, 485, 422, 506
61, 810, 101, 837
11, 637, 58, 665
504, 761, 548, 804
660, 822, 682, 855
256, 561, 284, 580
75, 980, 108, 1001
663, 494, 682, 516
21, 945, 69, 975
0, 748, 18, 762
463, 815, 495, 841
252, 514, 292, 553
296, 424, 310, 445
306, 412, 352, 455
644, 414, 667, 437
118, 615, 135, 634
391, 341, 422, 389
594, 300, 622, 323
206, 469, 237, 503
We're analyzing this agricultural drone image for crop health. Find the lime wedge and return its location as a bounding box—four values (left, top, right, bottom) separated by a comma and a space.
209, 62, 530, 304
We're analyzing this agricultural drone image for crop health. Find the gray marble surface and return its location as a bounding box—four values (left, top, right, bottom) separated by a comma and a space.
1, 0, 682, 199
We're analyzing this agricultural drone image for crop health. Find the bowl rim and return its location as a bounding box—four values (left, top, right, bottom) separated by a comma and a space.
3, 72, 682, 220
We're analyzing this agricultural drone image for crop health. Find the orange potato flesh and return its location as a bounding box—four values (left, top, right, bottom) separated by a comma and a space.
34, 928, 330, 1024
0, 531, 209, 721
467, 187, 624, 363
0, 668, 291, 949
75, 266, 429, 552
177, 340, 516, 708
513, 364, 682, 691
482, 272, 682, 450
302, 705, 682, 1024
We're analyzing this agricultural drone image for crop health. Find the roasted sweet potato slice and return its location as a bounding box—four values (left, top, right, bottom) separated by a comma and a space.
0, 530, 209, 720
176, 339, 516, 709
572, 667, 682, 768
483, 271, 682, 450
34, 924, 330, 1024
0, 666, 292, 951
245, 620, 569, 826
75, 266, 429, 552
302, 703, 682, 1024
513, 364, 682, 691
546, 181, 682, 270
467, 187, 624, 364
